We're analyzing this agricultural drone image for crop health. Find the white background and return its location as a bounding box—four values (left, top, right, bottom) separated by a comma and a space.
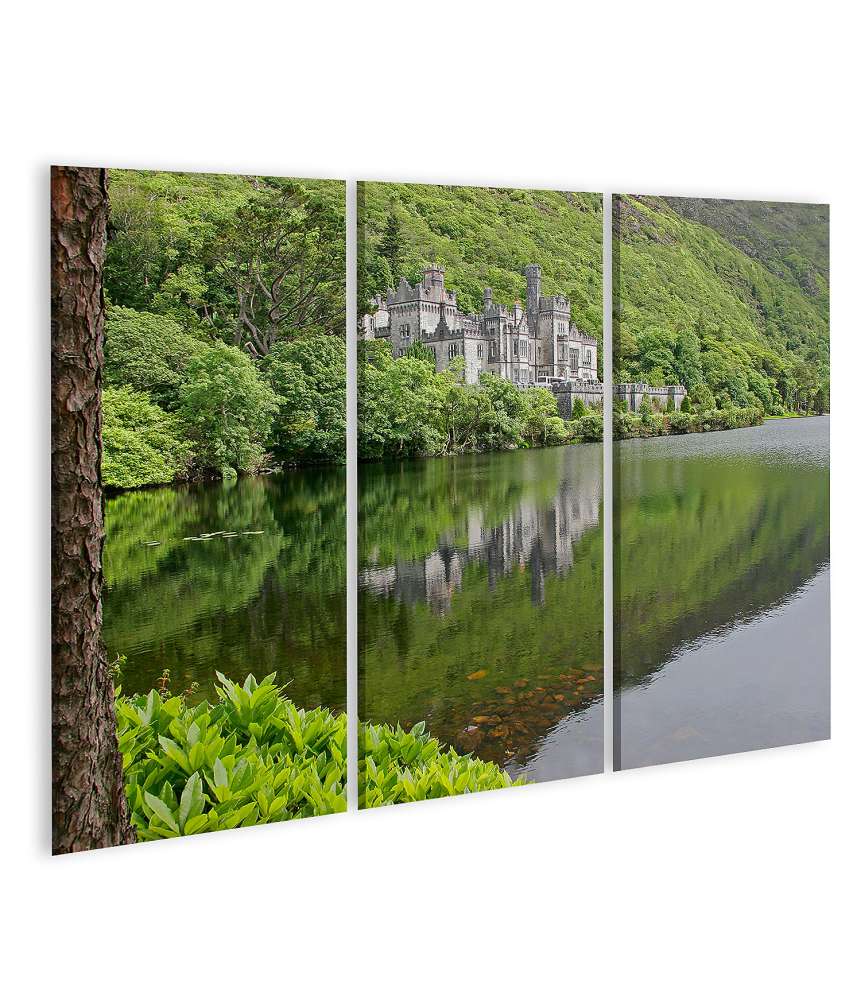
3, 2, 859, 997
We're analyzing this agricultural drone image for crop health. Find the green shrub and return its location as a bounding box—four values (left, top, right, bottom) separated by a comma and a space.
116, 673, 525, 836
664, 394, 675, 413
570, 410, 603, 442
102, 387, 192, 489
570, 396, 587, 419
667, 411, 694, 433
680, 395, 692, 413
116, 673, 347, 839
360, 720, 524, 808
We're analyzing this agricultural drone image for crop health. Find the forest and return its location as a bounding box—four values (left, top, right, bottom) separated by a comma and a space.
614, 196, 829, 414
102, 171, 346, 489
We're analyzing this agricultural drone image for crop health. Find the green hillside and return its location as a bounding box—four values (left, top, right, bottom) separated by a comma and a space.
614, 195, 829, 413
358, 182, 604, 341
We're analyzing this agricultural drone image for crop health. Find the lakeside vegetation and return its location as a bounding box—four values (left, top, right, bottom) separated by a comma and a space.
614, 196, 829, 415
613, 393, 764, 440
102, 171, 346, 490
116, 670, 518, 838
359, 340, 601, 460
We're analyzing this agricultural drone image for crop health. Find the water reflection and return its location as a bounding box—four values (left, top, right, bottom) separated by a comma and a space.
614, 416, 830, 769
359, 444, 605, 780
103, 469, 346, 711
360, 454, 600, 614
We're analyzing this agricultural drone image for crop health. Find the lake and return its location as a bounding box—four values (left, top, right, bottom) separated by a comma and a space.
103, 468, 346, 712
614, 415, 830, 769
103, 417, 827, 782
359, 444, 605, 781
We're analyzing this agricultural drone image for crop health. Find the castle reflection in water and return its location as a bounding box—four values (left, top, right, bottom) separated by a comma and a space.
360, 451, 601, 615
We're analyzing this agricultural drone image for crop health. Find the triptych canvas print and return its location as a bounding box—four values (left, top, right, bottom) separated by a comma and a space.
51, 167, 829, 853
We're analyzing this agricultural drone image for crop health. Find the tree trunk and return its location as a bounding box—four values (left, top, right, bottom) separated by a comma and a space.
51, 166, 135, 854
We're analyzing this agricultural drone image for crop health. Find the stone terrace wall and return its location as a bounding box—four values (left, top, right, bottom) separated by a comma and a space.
548, 381, 688, 419
613, 383, 687, 413
550, 380, 605, 418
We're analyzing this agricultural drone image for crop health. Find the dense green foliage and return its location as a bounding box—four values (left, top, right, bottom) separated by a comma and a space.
102, 387, 192, 489
177, 344, 278, 474
115, 671, 520, 835
359, 340, 596, 459
359, 182, 603, 340
102, 171, 346, 489
104, 307, 209, 408
614, 403, 763, 440
614, 196, 829, 414
360, 720, 524, 807
263, 334, 347, 464
116, 673, 346, 838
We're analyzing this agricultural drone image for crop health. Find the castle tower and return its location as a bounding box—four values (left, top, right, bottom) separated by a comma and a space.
422, 263, 445, 296
483, 287, 493, 311
524, 264, 541, 335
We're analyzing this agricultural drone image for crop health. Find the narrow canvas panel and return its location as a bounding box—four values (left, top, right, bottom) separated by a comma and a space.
51, 168, 346, 852
357, 182, 605, 808
612, 194, 830, 770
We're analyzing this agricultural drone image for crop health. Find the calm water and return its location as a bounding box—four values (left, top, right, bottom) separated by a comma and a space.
103, 418, 827, 779
103, 469, 346, 711
614, 416, 830, 769
359, 445, 605, 781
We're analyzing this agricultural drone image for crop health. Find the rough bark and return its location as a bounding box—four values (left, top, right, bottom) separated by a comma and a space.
51, 166, 135, 854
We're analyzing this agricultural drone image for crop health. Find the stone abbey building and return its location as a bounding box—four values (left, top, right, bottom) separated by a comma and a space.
362, 264, 599, 387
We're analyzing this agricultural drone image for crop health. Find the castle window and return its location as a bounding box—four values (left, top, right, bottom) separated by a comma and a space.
448, 342, 457, 359
477, 343, 483, 360
586, 350, 592, 366
513, 338, 519, 357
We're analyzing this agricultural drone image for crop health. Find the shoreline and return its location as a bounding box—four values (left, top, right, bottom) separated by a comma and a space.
108, 412, 827, 492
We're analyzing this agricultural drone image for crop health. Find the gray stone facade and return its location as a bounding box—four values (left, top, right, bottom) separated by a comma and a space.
361, 263, 688, 420
362, 263, 599, 387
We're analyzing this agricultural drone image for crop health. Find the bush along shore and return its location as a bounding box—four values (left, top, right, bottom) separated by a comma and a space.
115, 671, 521, 839
613, 393, 764, 440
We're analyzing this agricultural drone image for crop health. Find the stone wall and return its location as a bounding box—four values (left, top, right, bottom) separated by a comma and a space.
613, 383, 687, 413
550, 380, 605, 418
549, 381, 688, 419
